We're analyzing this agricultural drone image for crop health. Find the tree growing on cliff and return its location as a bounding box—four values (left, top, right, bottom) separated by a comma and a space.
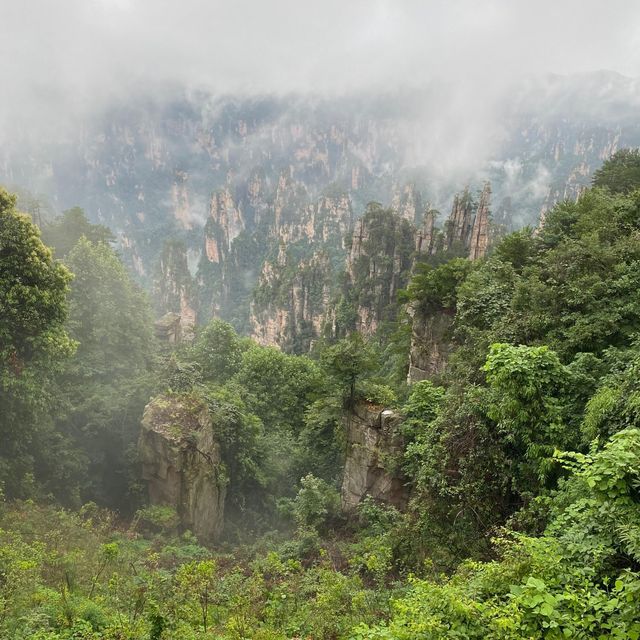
592, 148, 640, 194
320, 333, 377, 407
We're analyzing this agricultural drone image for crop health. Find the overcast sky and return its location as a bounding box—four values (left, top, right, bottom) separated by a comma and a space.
2, 0, 640, 104
2, 0, 640, 175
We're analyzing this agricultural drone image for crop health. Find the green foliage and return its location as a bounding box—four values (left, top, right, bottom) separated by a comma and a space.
289, 474, 340, 531
0, 189, 75, 497
7, 153, 640, 639
0, 501, 387, 639
234, 343, 322, 435
55, 237, 156, 508
483, 343, 574, 487
592, 148, 640, 194
320, 333, 378, 405
492, 227, 537, 271
203, 383, 265, 519
581, 343, 640, 442
42, 207, 114, 258
190, 318, 245, 383
355, 428, 640, 640
403, 258, 474, 315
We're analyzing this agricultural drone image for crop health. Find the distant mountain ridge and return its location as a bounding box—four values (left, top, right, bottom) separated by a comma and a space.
2, 71, 640, 343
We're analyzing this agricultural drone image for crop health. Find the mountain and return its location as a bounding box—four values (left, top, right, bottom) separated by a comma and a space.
2, 71, 640, 347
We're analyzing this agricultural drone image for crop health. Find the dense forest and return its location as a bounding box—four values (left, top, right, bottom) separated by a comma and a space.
2, 149, 640, 638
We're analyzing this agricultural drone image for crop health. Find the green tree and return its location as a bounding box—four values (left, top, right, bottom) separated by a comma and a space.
320, 333, 377, 406
483, 343, 574, 490
234, 344, 322, 434
592, 148, 640, 194
0, 188, 75, 497
57, 237, 156, 508
190, 319, 244, 383
42, 207, 114, 258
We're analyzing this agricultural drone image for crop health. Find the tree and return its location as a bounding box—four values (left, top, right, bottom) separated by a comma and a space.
42, 207, 114, 258
484, 343, 574, 490
190, 319, 244, 383
592, 148, 640, 194
56, 237, 156, 508
0, 189, 76, 497
233, 344, 322, 434
320, 333, 377, 406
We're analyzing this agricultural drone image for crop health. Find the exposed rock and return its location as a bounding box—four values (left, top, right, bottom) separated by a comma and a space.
468, 182, 491, 260
407, 307, 454, 383
416, 208, 436, 255
445, 188, 475, 250
204, 188, 245, 264
171, 171, 192, 229
153, 239, 197, 327
250, 249, 333, 352
313, 194, 353, 244
341, 401, 408, 512
139, 394, 226, 543
154, 312, 182, 343
345, 205, 415, 336
273, 167, 309, 230
392, 182, 423, 223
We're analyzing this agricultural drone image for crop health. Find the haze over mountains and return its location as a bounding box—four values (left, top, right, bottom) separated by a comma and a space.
2, 72, 640, 293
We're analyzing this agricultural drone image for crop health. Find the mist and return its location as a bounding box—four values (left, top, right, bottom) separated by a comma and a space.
2, 0, 640, 129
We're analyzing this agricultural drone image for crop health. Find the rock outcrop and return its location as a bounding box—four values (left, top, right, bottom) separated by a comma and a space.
468, 182, 491, 260
341, 401, 408, 513
153, 239, 197, 338
392, 182, 423, 223
345, 205, 415, 336
139, 394, 226, 543
407, 308, 454, 383
250, 249, 334, 352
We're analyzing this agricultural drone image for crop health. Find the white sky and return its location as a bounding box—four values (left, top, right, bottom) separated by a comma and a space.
2, 0, 639, 100
2, 0, 640, 171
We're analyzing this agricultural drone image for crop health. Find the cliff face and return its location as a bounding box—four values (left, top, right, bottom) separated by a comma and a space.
344, 205, 415, 336
341, 401, 408, 513
250, 249, 334, 353
406, 182, 493, 382
6, 75, 639, 334
407, 309, 454, 382
391, 183, 423, 223
153, 240, 197, 338
139, 394, 226, 543
247, 183, 497, 352
467, 182, 492, 260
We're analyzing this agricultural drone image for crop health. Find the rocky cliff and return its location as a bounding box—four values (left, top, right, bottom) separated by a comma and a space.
406, 182, 494, 382
407, 309, 455, 383
139, 394, 226, 543
343, 205, 415, 336
5, 74, 640, 333
250, 248, 335, 353
341, 401, 408, 512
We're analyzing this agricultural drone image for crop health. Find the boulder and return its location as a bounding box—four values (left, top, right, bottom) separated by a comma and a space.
139, 393, 226, 542
341, 401, 408, 513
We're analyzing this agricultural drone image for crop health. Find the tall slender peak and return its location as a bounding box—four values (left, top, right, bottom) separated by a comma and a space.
273, 166, 308, 229
416, 207, 436, 255
211, 188, 244, 244
446, 186, 474, 250
392, 182, 423, 223
468, 181, 491, 260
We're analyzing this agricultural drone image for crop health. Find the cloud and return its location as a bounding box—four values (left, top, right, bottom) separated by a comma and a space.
2, 1, 639, 103
2, 0, 640, 183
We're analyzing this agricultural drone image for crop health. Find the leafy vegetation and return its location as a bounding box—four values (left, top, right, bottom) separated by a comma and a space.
2, 151, 640, 637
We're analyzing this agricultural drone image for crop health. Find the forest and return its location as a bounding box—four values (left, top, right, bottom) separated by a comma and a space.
1, 149, 640, 639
